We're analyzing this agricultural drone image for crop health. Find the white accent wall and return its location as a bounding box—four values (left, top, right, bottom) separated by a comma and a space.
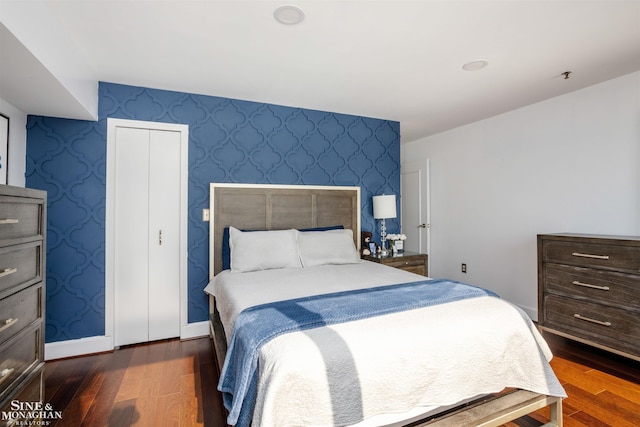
401, 71, 640, 320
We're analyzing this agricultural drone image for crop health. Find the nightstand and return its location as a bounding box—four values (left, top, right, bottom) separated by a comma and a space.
363, 251, 428, 276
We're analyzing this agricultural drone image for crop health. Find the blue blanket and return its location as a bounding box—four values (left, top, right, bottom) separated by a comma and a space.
218, 279, 498, 426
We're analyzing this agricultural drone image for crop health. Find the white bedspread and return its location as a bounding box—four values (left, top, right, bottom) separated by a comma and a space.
205, 261, 565, 427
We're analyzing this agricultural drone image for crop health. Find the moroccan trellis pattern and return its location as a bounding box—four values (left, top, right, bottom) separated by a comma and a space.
26, 82, 400, 343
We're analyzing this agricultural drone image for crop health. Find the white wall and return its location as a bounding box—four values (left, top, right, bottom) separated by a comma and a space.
401, 71, 640, 319
0, 96, 27, 187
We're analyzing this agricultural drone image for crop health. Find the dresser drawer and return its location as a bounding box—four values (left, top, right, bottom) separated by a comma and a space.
14, 367, 43, 402
382, 255, 428, 277
0, 325, 43, 402
0, 243, 42, 295
383, 256, 426, 269
0, 366, 44, 427
542, 240, 640, 272
364, 253, 429, 276
400, 264, 427, 276
543, 263, 640, 309
0, 197, 43, 242
0, 284, 42, 346
543, 294, 639, 357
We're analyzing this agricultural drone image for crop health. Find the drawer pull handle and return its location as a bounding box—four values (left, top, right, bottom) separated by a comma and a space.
572, 281, 610, 291
0, 267, 17, 278
573, 313, 611, 327
0, 218, 19, 224
571, 252, 609, 260
0, 368, 15, 385
0, 318, 18, 333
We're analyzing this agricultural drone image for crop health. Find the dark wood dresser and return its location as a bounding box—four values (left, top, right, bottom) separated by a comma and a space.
0, 185, 46, 423
537, 233, 640, 361
364, 251, 429, 276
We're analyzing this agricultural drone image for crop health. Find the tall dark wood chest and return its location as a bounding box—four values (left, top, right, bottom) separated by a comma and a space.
0, 185, 46, 424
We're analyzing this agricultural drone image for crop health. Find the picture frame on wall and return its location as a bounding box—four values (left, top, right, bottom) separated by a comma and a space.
0, 113, 8, 185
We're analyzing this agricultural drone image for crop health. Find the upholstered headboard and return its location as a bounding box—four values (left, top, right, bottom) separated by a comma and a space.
208, 183, 361, 277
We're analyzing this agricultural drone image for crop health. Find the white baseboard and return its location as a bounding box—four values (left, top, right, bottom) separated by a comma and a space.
44, 322, 210, 361
45, 335, 114, 361
180, 320, 209, 340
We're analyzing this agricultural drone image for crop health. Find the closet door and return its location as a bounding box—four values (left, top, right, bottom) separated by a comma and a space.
114, 127, 149, 346
113, 127, 180, 347
148, 129, 180, 341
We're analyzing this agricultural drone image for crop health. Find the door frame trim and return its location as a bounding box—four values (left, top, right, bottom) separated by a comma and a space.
106, 118, 189, 349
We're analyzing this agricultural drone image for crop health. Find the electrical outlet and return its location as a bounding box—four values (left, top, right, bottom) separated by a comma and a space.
461, 263, 467, 273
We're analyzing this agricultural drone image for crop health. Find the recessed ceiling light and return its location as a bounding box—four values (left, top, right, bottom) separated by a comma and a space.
274, 5, 305, 25
462, 60, 489, 71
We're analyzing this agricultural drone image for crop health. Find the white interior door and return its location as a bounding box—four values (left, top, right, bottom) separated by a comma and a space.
113, 127, 181, 347
400, 159, 430, 256
114, 127, 149, 346
148, 130, 181, 341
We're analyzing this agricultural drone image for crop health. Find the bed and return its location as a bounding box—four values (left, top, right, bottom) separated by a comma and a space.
205, 183, 565, 427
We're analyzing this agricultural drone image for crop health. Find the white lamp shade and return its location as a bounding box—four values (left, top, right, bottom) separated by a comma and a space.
373, 194, 397, 219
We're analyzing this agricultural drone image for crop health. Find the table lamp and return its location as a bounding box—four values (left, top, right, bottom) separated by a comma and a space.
373, 194, 396, 256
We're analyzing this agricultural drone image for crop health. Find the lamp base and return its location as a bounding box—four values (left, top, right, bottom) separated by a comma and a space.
379, 218, 389, 256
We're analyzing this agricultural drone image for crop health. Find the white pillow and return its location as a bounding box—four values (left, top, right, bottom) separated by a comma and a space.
229, 227, 302, 273
297, 229, 361, 268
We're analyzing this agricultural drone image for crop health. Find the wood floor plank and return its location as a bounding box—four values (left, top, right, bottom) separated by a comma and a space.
46, 353, 110, 426
544, 334, 640, 384
45, 355, 98, 411
43, 358, 64, 388
140, 343, 167, 398
179, 373, 203, 427
569, 410, 611, 427
154, 392, 183, 426
584, 369, 640, 404
81, 346, 135, 426
107, 398, 137, 426
116, 344, 150, 402
561, 414, 595, 427
593, 390, 640, 426
53, 393, 98, 427
174, 345, 197, 377
561, 383, 638, 427
548, 357, 604, 392
157, 348, 185, 397
76, 353, 110, 393
130, 395, 158, 427
199, 354, 226, 427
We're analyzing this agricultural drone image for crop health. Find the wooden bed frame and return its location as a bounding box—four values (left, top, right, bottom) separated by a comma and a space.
207, 183, 563, 427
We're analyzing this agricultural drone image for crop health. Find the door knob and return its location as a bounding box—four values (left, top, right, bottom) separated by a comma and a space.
418, 224, 427, 228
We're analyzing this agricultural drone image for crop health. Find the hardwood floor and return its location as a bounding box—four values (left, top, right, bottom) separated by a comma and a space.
507, 332, 640, 427
44, 337, 226, 427
43, 332, 640, 427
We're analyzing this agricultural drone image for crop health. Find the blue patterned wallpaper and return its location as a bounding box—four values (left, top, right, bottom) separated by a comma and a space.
26, 82, 400, 343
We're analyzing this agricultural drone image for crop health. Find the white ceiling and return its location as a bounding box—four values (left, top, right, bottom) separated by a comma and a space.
1, 1, 639, 143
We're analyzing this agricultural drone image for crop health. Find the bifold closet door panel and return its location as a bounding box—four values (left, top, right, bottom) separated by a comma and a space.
148, 129, 180, 341
114, 127, 150, 347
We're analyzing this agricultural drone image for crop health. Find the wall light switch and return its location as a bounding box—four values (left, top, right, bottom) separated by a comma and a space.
202, 209, 210, 222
